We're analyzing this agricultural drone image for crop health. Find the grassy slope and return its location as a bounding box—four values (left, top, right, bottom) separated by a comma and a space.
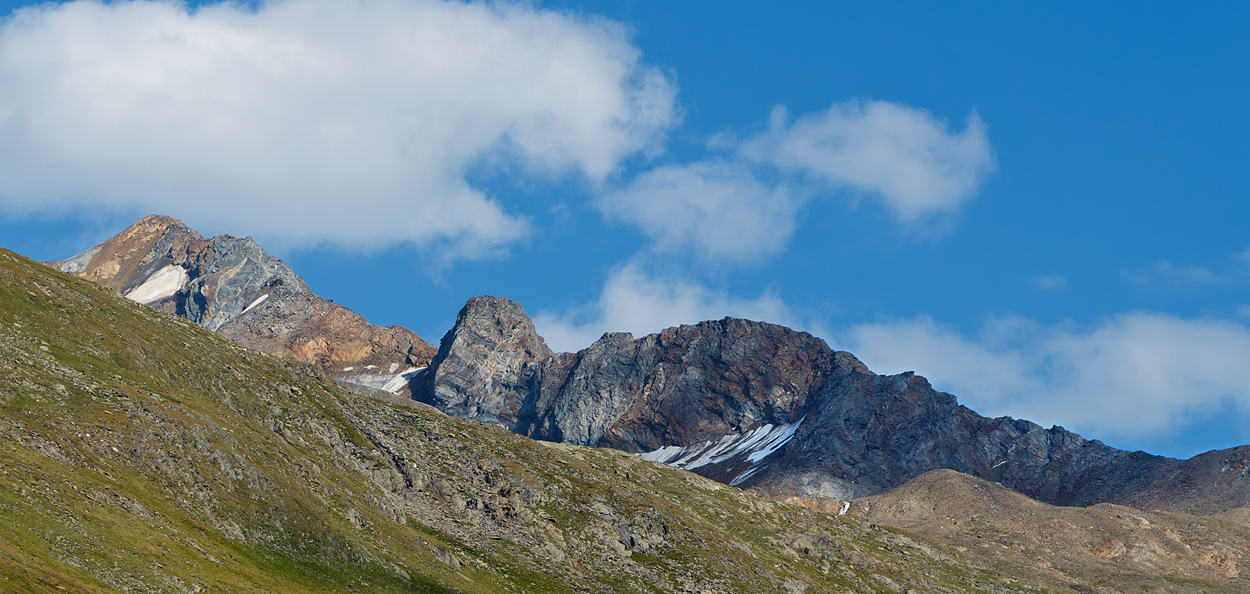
0, 247, 1049, 594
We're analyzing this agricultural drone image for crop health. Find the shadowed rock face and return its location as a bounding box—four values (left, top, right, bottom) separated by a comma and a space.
48, 215, 437, 389
416, 295, 1250, 515
413, 295, 553, 422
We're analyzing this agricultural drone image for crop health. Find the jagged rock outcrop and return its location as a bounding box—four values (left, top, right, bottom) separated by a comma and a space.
48, 215, 437, 390
414, 296, 553, 421
415, 295, 1250, 515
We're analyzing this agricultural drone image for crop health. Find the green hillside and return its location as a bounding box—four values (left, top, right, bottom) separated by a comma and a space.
0, 247, 1045, 593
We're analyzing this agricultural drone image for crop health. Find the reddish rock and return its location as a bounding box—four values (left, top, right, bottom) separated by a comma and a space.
48, 215, 437, 389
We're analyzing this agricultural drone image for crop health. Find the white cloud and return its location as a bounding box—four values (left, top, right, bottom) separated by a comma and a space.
597, 99, 995, 265
599, 161, 798, 263
840, 312, 1250, 449
0, 0, 677, 257
739, 100, 995, 223
532, 263, 797, 352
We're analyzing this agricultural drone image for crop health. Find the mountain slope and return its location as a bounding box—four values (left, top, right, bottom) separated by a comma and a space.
413, 296, 1250, 516
848, 469, 1250, 593
1, 246, 1050, 593
48, 215, 437, 392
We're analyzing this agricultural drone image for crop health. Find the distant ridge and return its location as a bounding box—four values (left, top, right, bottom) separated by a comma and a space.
48, 215, 437, 392
845, 469, 1249, 591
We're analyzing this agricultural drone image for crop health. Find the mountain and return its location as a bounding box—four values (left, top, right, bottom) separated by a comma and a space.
47, 217, 1250, 516
846, 469, 1249, 593
413, 295, 1250, 516
1, 246, 1050, 593
48, 215, 437, 393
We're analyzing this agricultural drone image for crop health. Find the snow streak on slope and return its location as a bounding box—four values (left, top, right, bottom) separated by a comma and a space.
382, 367, 426, 393
242, 293, 269, 314
123, 264, 188, 304
640, 417, 804, 485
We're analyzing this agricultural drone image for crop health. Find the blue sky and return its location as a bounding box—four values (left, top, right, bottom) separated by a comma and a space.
1, 0, 1248, 458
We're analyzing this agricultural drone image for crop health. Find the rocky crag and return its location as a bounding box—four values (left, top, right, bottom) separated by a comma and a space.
414, 296, 1250, 516
48, 215, 437, 392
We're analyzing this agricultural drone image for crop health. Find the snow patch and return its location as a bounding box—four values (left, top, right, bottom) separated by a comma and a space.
639, 417, 805, 482
55, 245, 101, 274
242, 293, 270, 314
381, 367, 426, 393
729, 466, 761, 487
124, 265, 188, 304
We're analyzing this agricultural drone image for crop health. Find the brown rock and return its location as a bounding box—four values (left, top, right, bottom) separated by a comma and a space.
48, 215, 437, 386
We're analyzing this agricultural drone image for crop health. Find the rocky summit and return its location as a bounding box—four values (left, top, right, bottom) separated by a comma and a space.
48, 215, 438, 393
414, 295, 1250, 516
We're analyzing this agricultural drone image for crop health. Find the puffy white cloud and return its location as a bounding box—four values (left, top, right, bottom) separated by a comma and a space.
598, 161, 798, 263
0, 0, 677, 257
739, 100, 995, 222
598, 99, 995, 264
532, 263, 797, 352
840, 312, 1250, 449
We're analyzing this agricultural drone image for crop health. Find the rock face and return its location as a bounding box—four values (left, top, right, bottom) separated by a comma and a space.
416, 295, 1250, 515
414, 296, 553, 421
48, 215, 437, 390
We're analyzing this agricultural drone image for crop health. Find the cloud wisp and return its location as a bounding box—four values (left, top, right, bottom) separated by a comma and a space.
601, 100, 995, 264
0, 0, 677, 258
1032, 274, 1068, 289
840, 312, 1250, 451
1128, 248, 1250, 288
598, 161, 799, 263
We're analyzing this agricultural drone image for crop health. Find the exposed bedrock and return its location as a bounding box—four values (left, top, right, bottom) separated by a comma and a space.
415, 295, 1250, 515
48, 215, 437, 387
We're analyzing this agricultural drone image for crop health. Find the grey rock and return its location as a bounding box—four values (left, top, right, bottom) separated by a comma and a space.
414, 296, 552, 424
49, 215, 437, 386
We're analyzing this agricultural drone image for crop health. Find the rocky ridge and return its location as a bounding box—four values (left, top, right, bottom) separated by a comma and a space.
415, 296, 1250, 516
48, 215, 437, 392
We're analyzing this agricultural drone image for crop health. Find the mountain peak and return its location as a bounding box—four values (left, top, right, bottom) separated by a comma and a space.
47, 215, 437, 392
